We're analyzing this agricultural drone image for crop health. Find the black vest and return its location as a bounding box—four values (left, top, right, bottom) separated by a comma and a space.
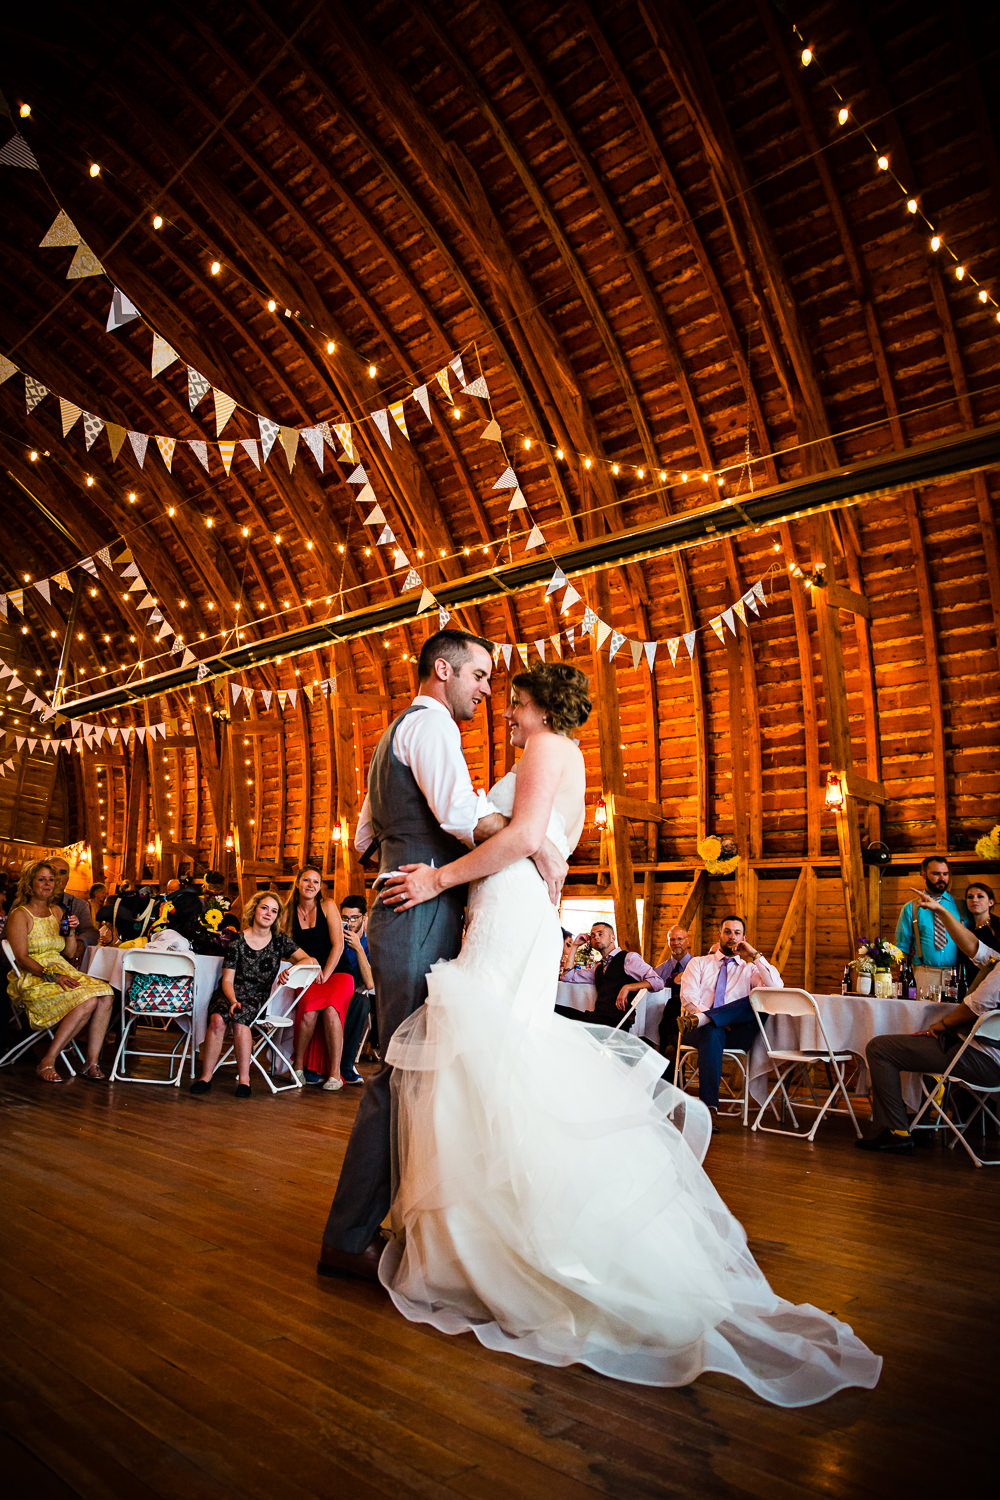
593, 949, 630, 1025
367, 705, 468, 878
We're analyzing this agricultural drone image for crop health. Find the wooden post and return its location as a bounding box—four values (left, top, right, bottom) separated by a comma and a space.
771, 868, 807, 972
657, 869, 707, 965
226, 719, 254, 908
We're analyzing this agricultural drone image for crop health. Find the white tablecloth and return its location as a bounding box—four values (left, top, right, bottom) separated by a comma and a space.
556, 979, 595, 1013
747, 991, 954, 1110
83, 947, 224, 1046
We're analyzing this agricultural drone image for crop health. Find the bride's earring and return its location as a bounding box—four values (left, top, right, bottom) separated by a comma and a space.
542, 715, 548, 724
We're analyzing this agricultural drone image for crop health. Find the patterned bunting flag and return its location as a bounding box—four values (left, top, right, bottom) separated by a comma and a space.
402, 568, 421, 591
683, 631, 697, 657
545, 567, 567, 597
753, 580, 766, 607
128, 431, 148, 467
347, 465, 367, 484
300, 427, 325, 471
171, 637, 184, 656
609, 629, 626, 660
287, 688, 297, 709
439, 608, 451, 630
189, 440, 210, 472
193, 656, 206, 674
524, 525, 543, 550
96, 547, 112, 568
435, 367, 451, 401
155, 436, 176, 472
371, 409, 392, 447
561, 584, 581, 613
258, 416, 279, 463
667, 637, 680, 666
53, 571, 71, 590
450, 355, 467, 389
733, 598, 747, 626
550, 634, 562, 657
721, 607, 736, 635
364, 504, 385, 525
188, 368, 211, 411
66, 244, 103, 279
645, 641, 659, 671
581, 606, 597, 636
356, 484, 376, 507
79, 558, 98, 578
151, 333, 177, 377
83, 413, 104, 451
120, 561, 140, 579
710, 616, 725, 643
508, 488, 527, 511
303, 684, 314, 704
534, 640, 546, 661
0, 355, 16, 384
744, 589, 759, 617
219, 441, 236, 476
107, 289, 140, 332
60, 398, 82, 437
231, 683, 242, 705
377, 526, 395, 547
213, 389, 236, 436
278, 426, 298, 470
481, 419, 501, 441
34, 579, 51, 604
516, 644, 528, 667
411, 385, 431, 422
389, 401, 408, 439
261, 689, 272, 710
493, 466, 517, 488
463, 375, 489, 399
40, 210, 81, 248
417, 588, 435, 613
333, 422, 355, 462
0, 132, 39, 169
595, 620, 613, 650
106, 422, 127, 461
240, 438, 261, 470
243, 687, 253, 709
25, 375, 48, 413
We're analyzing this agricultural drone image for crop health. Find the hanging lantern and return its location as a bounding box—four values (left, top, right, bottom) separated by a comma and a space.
224, 830, 235, 852
331, 824, 343, 847
824, 773, 845, 812
146, 839, 156, 855
594, 796, 608, 829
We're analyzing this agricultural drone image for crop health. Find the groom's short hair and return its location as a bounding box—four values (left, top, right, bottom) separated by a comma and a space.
418, 628, 493, 681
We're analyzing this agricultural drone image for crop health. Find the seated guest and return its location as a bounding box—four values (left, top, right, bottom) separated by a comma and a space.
5, 858, 115, 1083
858, 893, 1000, 1152
335, 894, 376, 1084
655, 924, 692, 1075
280, 866, 355, 1093
47, 854, 100, 948
574, 921, 664, 1028
89, 883, 108, 929
680, 916, 782, 1120
190, 891, 313, 1098
960, 883, 1000, 996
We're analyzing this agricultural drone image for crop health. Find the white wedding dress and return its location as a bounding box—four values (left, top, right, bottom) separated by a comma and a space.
379, 772, 881, 1405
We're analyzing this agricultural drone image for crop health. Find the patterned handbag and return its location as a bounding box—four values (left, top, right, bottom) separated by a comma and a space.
127, 972, 194, 1014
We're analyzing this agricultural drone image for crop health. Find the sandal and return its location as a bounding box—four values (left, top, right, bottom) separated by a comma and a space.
81, 1063, 107, 1082
36, 1064, 62, 1084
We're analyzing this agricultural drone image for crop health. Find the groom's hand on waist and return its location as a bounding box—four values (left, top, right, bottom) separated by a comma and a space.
532, 840, 568, 907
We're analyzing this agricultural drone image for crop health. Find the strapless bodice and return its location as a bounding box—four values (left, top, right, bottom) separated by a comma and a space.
488, 771, 571, 857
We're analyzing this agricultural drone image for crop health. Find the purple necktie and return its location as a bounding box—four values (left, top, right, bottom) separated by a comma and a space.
712, 956, 734, 1008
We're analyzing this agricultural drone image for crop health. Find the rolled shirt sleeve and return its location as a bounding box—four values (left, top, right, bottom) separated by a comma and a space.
622, 952, 665, 990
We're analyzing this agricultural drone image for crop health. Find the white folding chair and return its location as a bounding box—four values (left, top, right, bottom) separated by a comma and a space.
219, 961, 319, 1094
1, 937, 85, 1075
111, 949, 197, 1086
908, 1012, 1000, 1167
674, 1021, 753, 1125
749, 987, 862, 1141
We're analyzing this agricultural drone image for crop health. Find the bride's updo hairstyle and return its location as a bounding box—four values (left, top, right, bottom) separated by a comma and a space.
512, 662, 591, 734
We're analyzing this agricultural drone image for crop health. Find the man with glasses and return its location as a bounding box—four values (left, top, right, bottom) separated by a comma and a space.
336, 895, 376, 1085
47, 856, 100, 949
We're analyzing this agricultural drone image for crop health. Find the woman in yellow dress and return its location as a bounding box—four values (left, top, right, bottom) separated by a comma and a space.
6, 858, 115, 1082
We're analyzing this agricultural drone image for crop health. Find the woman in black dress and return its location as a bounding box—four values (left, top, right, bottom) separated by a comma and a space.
190, 891, 313, 1098
281, 866, 354, 1092
961, 882, 1000, 994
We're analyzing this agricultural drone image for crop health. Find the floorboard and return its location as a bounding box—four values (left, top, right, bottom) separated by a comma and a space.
1, 1055, 996, 1498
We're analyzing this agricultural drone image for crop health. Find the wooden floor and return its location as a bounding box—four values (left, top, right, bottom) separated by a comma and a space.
1, 1053, 997, 1500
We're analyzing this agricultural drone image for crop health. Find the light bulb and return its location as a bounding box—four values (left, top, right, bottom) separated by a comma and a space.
242, 526, 249, 537
128, 491, 137, 502
907, 198, 918, 213
801, 47, 812, 66
210, 260, 221, 275
368, 364, 377, 378
611, 462, 619, 475
523, 437, 532, 450
29, 450, 38, 461
556, 448, 564, 460
584, 457, 592, 469
702, 472, 709, 483
979, 289, 989, 303
89, 162, 100, 177
659, 471, 667, 482
85, 475, 94, 486
877, 155, 889, 171
838, 106, 849, 125
326, 340, 335, 353
274, 534, 281, 544
267, 299, 276, 312
167, 505, 175, 516
206, 516, 214, 527
956, 265, 965, 280
452, 406, 461, 419
681, 472, 688, 483
152, 213, 163, 229
19, 103, 30, 118
931, 235, 941, 251
637, 467, 644, 479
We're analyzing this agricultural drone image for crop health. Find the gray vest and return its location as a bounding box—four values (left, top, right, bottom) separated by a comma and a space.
368, 705, 468, 877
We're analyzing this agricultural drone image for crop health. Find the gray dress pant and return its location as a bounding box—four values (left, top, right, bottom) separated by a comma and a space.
322, 886, 466, 1254
865, 1031, 1000, 1132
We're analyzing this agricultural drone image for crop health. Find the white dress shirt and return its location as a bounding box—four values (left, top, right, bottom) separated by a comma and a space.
355, 695, 498, 854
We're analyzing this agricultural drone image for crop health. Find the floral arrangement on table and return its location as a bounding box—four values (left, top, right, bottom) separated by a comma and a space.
697, 835, 739, 876
975, 824, 1000, 861
852, 938, 904, 973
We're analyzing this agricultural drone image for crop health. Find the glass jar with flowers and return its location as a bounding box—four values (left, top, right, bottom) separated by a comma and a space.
851, 938, 903, 997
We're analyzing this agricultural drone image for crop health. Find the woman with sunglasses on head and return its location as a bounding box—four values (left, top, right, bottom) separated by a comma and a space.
280, 867, 355, 1092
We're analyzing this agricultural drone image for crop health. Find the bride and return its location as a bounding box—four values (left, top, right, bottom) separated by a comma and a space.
378, 662, 880, 1406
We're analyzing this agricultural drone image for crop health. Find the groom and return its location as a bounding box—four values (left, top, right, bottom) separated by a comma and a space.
318, 628, 567, 1280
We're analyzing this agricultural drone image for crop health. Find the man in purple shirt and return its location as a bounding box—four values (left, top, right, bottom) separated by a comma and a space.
581, 921, 664, 1029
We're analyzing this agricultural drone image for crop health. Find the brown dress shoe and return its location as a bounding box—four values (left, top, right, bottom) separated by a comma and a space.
316, 1235, 387, 1282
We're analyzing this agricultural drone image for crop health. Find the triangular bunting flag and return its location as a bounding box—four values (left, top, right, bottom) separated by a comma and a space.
463, 375, 489, 399
435, 366, 451, 401
412, 384, 431, 422
120, 561, 140, 579
721, 608, 736, 635
595, 620, 613, 650
561, 584, 581, 613
78, 557, 98, 578
106, 422, 127, 461
438, 608, 451, 630
107, 728, 119, 744
753, 580, 767, 606
40, 210, 81, 248
213, 389, 237, 436
287, 688, 297, 709
683, 631, 697, 657
261, 689, 272, 710
151, 333, 177, 377
391, 549, 408, 570
59, 397, 83, 436
581, 606, 598, 635
137, 593, 155, 608
364, 505, 385, 526
155, 435, 176, 472
240, 438, 261, 470
0, 354, 17, 384
388, 400, 408, 439
450, 355, 466, 389
192, 656, 206, 674
231, 683, 242, 705
417, 588, 435, 613
347, 464, 367, 484
481, 418, 501, 441
277, 690, 288, 710
377, 526, 395, 547
744, 589, 759, 617
6, 589, 22, 612
129, 576, 145, 593
0, 132, 39, 170
243, 687, 253, 708
300, 426, 325, 471
25, 375, 48, 413
545, 567, 567, 597
710, 617, 725, 643
630, 640, 644, 670
258, 416, 279, 463
83, 413, 104, 451
53, 571, 71, 590
524, 525, 543, 550
303, 684, 314, 704
219, 441, 236, 476
609, 629, 626, 660
534, 640, 547, 661
107, 288, 140, 331
645, 641, 659, 671
516, 644, 528, 667
278, 426, 298, 470
136, 728, 146, 744
493, 466, 517, 489
333, 423, 355, 461
508, 488, 527, 511
156, 621, 173, 641
128, 431, 148, 467
501, 644, 513, 669
171, 637, 184, 656
188, 368, 211, 411
667, 637, 680, 666
371, 408, 392, 447
402, 568, 421, 591
550, 634, 562, 657
189, 439, 210, 472
66, 244, 103, 279
34, 579, 51, 604
733, 598, 747, 626
356, 484, 376, 507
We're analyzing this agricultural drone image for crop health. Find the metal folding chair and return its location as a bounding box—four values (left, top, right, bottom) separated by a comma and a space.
749, 987, 862, 1141
219, 961, 319, 1094
908, 1012, 1000, 1167
674, 1020, 753, 1125
0, 937, 85, 1075
111, 949, 197, 1085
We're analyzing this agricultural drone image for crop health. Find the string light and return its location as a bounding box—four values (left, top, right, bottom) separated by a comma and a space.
29, 450, 38, 461
876, 155, 889, 172
368, 364, 377, 378
837, 106, 849, 125
907, 198, 918, 214
128, 492, 137, 503
452, 406, 461, 419
801, 47, 812, 66
955, 265, 965, 281
326, 340, 335, 354
584, 457, 592, 469
152, 213, 163, 229
210, 260, 221, 275
267, 298, 276, 312
19, 103, 30, 118
556, 449, 564, 460
85, 475, 94, 486
89, 162, 100, 177
930, 235, 941, 252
